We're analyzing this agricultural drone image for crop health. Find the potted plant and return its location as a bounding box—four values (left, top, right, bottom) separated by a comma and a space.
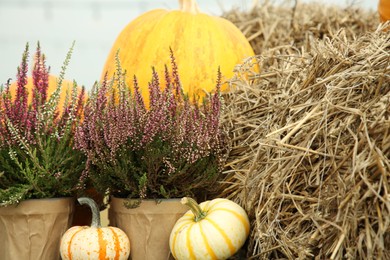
0, 43, 86, 260
75, 51, 229, 259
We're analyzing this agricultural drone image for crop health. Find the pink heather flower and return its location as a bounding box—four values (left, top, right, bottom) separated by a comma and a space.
169, 48, 182, 100
1, 43, 84, 147
32, 43, 49, 111
14, 46, 29, 128
75, 50, 228, 200
0, 43, 86, 204
133, 75, 145, 113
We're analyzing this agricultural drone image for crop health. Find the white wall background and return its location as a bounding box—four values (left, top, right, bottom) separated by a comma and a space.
0, 0, 378, 89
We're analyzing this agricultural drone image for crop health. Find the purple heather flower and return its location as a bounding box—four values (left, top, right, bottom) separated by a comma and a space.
1, 44, 84, 147
75, 50, 228, 199
0, 43, 86, 204
14, 46, 29, 129
32, 44, 49, 111
169, 48, 182, 100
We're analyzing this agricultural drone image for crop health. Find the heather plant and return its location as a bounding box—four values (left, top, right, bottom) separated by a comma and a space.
0, 43, 86, 207
75, 51, 229, 203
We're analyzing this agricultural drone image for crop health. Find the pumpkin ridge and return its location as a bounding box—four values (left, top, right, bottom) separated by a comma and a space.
205, 218, 236, 255
102, 9, 167, 92
175, 213, 193, 224
214, 208, 250, 235
128, 10, 182, 106
67, 227, 84, 260
214, 16, 253, 49
204, 199, 227, 214
126, 10, 169, 71
109, 227, 121, 260
199, 200, 212, 216
186, 223, 196, 259
199, 221, 217, 259
171, 221, 191, 259
137, 11, 178, 61
97, 228, 108, 260
171, 233, 178, 260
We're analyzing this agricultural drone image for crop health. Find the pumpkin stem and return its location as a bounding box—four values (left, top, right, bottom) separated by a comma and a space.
78, 197, 101, 228
179, 0, 200, 14
181, 197, 206, 222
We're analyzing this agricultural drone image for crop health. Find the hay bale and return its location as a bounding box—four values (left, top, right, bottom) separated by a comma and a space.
223, 1, 379, 55
221, 3, 390, 259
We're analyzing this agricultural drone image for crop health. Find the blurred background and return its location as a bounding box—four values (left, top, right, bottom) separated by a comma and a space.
0, 0, 378, 89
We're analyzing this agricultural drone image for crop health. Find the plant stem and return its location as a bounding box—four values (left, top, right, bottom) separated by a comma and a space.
181, 197, 206, 222
179, 0, 200, 14
78, 197, 101, 228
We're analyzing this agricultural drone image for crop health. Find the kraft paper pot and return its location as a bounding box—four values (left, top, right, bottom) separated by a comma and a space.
109, 197, 189, 260
0, 197, 74, 260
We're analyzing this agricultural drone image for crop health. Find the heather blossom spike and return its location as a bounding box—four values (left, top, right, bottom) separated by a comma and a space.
32, 43, 49, 111
75, 51, 229, 202
13, 45, 30, 130
169, 47, 183, 100
0, 43, 86, 206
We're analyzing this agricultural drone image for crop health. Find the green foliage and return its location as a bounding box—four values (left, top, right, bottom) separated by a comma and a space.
0, 43, 86, 207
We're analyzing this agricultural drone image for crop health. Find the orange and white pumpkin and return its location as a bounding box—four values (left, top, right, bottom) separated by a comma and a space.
169, 197, 250, 260
60, 197, 130, 260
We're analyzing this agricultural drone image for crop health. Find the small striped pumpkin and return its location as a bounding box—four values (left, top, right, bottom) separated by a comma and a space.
60, 197, 130, 260
169, 197, 250, 260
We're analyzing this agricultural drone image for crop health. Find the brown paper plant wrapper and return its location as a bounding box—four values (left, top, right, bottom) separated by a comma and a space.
0, 197, 74, 260
109, 197, 188, 260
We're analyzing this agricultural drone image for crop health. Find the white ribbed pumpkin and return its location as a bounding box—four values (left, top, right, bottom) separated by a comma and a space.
169, 197, 250, 260
60, 197, 130, 260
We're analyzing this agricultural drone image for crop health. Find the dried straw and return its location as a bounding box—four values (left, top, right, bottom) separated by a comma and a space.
221, 2, 390, 259
223, 0, 379, 55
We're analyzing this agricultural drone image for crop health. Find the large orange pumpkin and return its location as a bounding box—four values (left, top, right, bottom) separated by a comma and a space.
379, 0, 390, 23
8, 75, 82, 114
101, 0, 255, 106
